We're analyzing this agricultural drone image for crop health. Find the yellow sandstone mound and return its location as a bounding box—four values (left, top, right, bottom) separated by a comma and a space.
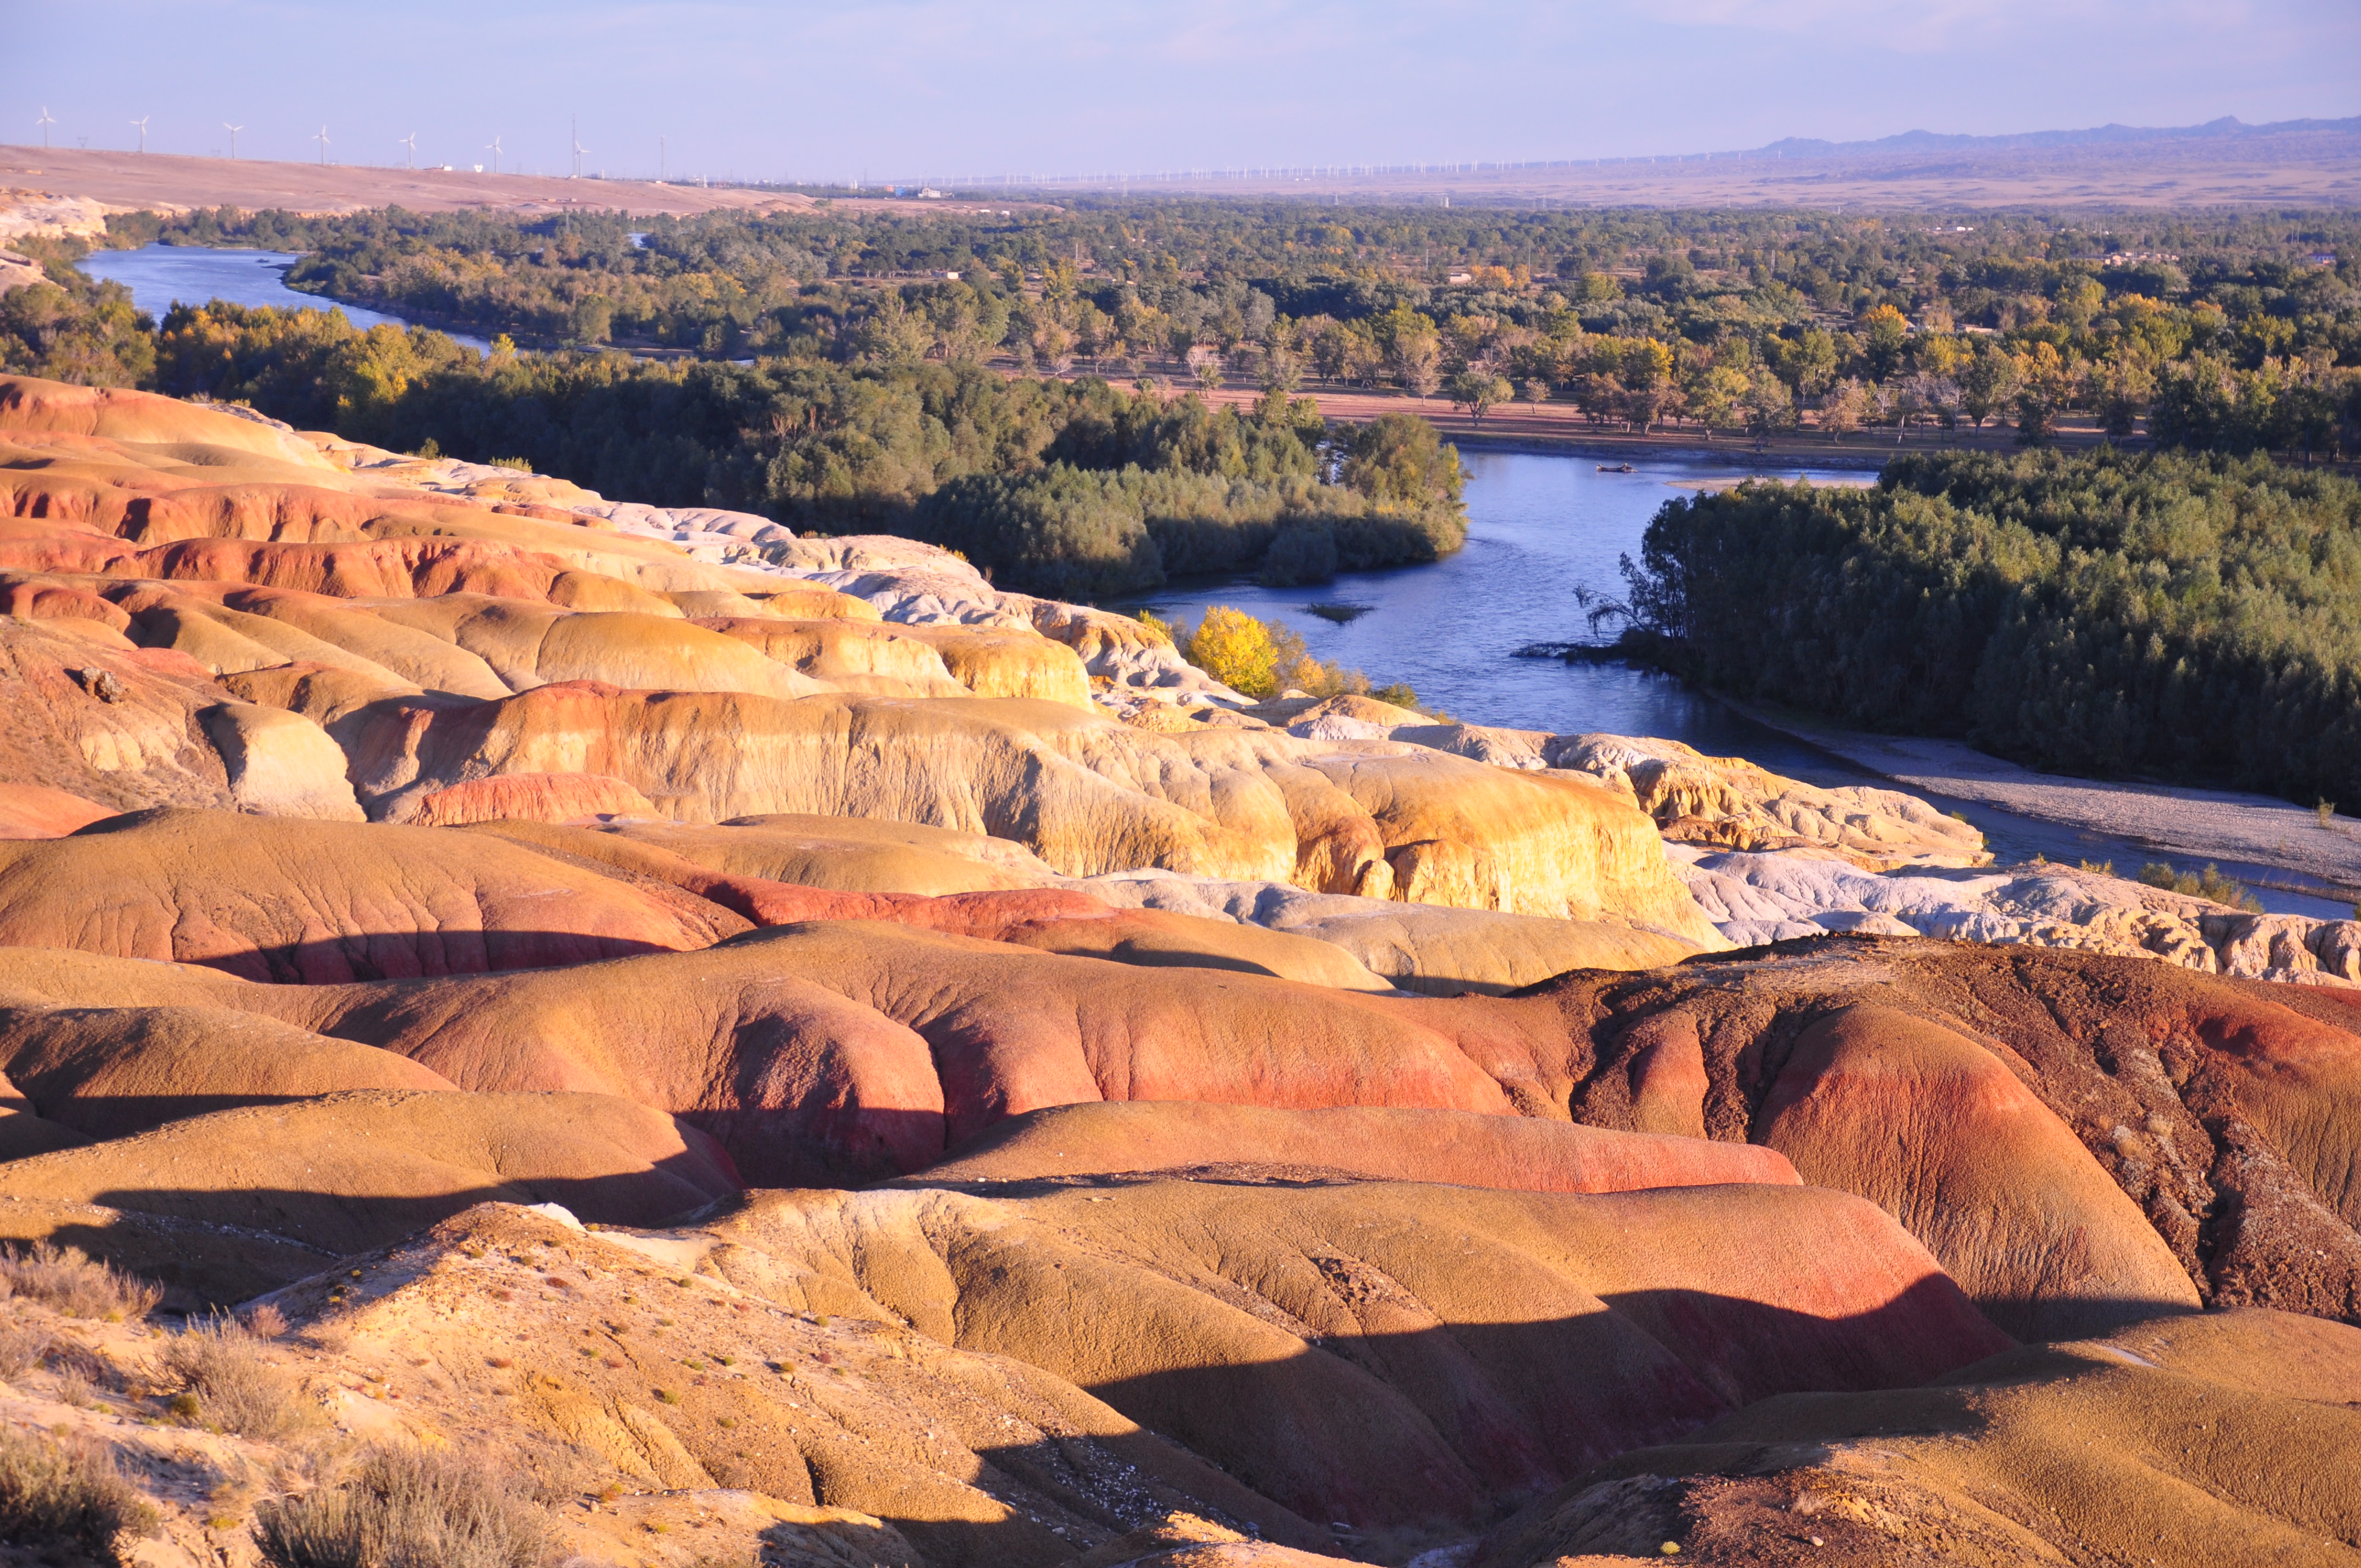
911, 1101, 1801, 1191
0, 808, 748, 980
0, 999, 454, 1139
0, 1088, 735, 1268
693, 1179, 2009, 1531
590, 812, 1064, 894
1473, 1307, 2361, 1568
1755, 1003, 2204, 1338
888, 622, 1096, 707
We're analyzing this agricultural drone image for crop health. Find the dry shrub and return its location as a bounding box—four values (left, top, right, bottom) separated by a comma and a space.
0, 1322, 51, 1380
0, 1244, 161, 1321
245, 1303, 290, 1340
160, 1315, 313, 1441
253, 1445, 550, 1568
55, 1361, 95, 1408
0, 1425, 159, 1567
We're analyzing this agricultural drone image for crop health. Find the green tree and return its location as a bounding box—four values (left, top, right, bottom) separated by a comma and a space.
568, 295, 614, 346
1859, 304, 1910, 379
1957, 350, 2018, 430
1341, 412, 1464, 513
1742, 371, 1796, 445
1448, 369, 1513, 425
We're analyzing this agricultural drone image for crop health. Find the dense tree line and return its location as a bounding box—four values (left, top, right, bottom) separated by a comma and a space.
102, 201, 2361, 460
1613, 449, 2361, 808
0, 271, 1464, 598
0, 239, 154, 386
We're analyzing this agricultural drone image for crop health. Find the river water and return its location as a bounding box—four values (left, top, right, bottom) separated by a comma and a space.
77, 244, 492, 353
1126, 451, 2352, 917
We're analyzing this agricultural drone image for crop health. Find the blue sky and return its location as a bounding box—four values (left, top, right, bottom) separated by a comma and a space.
12, 1, 2357, 182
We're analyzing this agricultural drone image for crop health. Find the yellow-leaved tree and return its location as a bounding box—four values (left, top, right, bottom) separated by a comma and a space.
1180, 605, 1418, 708
1182, 606, 1280, 697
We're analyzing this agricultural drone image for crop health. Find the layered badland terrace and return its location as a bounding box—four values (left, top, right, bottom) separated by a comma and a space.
0, 372, 2356, 1566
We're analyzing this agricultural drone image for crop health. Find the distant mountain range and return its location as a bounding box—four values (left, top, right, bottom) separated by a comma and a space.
1750, 115, 2361, 160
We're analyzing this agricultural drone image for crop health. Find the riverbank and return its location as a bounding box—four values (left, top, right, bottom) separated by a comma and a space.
1726, 696, 2361, 906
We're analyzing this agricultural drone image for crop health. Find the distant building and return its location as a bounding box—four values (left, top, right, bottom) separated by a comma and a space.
1446, 271, 1472, 285
936, 270, 960, 281
2309, 253, 2341, 268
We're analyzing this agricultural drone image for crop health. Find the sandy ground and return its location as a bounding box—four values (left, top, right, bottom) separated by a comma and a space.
0, 146, 1023, 223
1734, 703, 2361, 900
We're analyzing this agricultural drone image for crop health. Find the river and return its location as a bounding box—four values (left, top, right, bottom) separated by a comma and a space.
1125, 450, 2353, 918
77, 244, 493, 353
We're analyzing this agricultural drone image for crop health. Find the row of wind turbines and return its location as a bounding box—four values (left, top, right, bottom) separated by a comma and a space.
31, 107, 607, 180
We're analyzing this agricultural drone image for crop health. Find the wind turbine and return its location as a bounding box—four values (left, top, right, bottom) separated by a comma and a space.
313, 124, 330, 165
223, 122, 242, 160
570, 114, 584, 178
36, 108, 55, 150
486, 134, 502, 175
399, 132, 417, 169
129, 116, 149, 154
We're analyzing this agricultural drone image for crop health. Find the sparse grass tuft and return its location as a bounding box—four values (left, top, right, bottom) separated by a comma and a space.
2077, 859, 2115, 876
2138, 861, 2266, 913
0, 1244, 162, 1321
253, 1445, 550, 1568
0, 1425, 159, 1566
161, 1315, 313, 1440
2319, 799, 2339, 828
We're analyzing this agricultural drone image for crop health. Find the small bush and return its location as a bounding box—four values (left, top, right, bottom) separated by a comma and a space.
161, 1316, 312, 1440
0, 1244, 161, 1321
0, 1322, 51, 1380
0, 1426, 159, 1566
2138, 861, 2265, 913
254, 1446, 550, 1568
55, 1362, 95, 1407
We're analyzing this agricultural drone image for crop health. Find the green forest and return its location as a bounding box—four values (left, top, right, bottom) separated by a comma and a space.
0, 259, 1461, 597
1612, 449, 2361, 808
5, 195, 2358, 605
69, 198, 2361, 461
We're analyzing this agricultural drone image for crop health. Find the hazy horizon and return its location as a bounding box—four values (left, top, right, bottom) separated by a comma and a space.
12, 1, 2358, 184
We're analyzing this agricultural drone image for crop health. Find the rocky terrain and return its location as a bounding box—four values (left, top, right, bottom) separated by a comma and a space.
0, 371, 2357, 1567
